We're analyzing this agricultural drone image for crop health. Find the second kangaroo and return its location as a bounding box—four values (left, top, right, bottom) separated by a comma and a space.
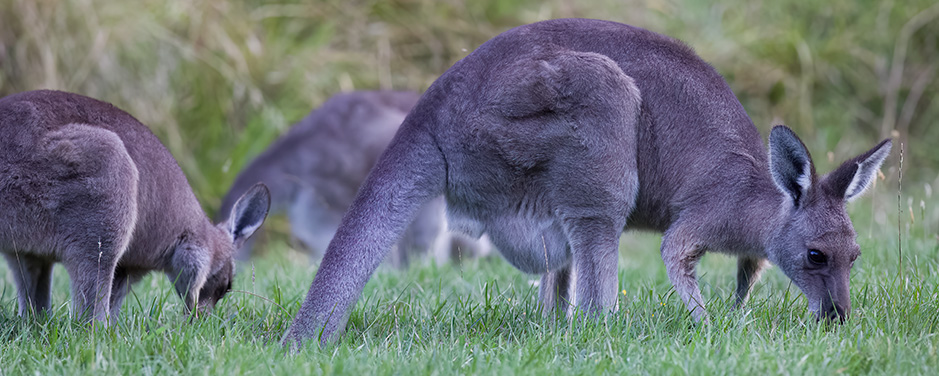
0, 90, 271, 323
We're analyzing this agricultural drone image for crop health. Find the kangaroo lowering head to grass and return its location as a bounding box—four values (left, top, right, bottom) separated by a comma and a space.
284, 18, 891, 346
219, 90, 489, 267
0, 90, 271, 323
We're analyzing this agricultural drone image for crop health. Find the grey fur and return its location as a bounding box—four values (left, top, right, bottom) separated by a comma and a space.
219, 91, 488, 266
284, 19, 891, 346
0, 90, 271, 323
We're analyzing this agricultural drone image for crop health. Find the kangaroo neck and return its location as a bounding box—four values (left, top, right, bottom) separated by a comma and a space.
743, 182, 792, 259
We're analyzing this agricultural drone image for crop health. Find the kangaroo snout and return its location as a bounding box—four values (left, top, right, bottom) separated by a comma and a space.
819, 301, 849, 323
194, 300, 217, 318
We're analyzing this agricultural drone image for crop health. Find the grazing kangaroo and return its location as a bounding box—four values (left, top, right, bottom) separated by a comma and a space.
219, 90, 489, 266
0, 90, 271, 323
284, 18, 891, 346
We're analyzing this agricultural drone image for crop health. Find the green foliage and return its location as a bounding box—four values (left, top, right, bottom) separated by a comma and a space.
621, 0, 939, 178
2, 0, 937, 213
0, 0, 560, 214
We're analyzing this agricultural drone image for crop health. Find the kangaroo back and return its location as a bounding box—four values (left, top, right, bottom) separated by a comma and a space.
1, 90, 207, 254
220, 91, 418, 221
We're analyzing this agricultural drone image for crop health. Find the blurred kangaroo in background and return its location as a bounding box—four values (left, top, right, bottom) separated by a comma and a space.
0, 90, 271, 323
219, 91, 489, 267
284, 18, 891, 346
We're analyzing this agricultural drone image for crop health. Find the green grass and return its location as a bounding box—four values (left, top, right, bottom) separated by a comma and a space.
2, 185, 938, 374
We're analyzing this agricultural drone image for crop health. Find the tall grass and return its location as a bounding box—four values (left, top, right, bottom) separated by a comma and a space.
2, 0, 937, 208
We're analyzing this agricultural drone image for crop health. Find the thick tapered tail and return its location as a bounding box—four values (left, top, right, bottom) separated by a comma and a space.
283, 117, 446, 347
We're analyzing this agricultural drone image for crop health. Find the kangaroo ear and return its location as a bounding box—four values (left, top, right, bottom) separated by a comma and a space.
769, 125, 815, 206
226, 183, 271, 249
822, 139, 891, 201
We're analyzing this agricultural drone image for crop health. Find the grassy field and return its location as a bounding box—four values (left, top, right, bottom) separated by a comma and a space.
1, 184, 938, 374
2, 0, 939, 374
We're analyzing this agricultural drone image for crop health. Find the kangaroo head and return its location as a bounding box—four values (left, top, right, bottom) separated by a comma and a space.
172, 183, 271, 313
766, 126, 890, 322
205, 183, 271, 310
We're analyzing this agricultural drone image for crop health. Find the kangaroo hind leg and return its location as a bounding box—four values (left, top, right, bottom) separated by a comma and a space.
3, 253, 54, 316
45, 124, 139, 325
541, 51, 640, 317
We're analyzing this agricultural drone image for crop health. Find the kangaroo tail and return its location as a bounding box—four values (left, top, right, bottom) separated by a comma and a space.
284, 112, 446, 347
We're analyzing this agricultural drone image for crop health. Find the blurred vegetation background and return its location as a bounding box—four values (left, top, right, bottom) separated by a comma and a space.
1, 0, 937, 220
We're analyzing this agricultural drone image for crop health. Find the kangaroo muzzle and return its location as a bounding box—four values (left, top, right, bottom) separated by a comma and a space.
819, 299, 849, 323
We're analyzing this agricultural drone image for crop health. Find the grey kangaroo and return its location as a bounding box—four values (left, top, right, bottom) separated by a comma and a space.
0, 90, 271, 323
284, 18, 891, 345
219, 90, 488, 266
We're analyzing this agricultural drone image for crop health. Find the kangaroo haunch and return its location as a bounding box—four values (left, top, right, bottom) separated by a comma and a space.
0, 90, 271, 322
219, 91, 489, 267
284, 18, 891, 346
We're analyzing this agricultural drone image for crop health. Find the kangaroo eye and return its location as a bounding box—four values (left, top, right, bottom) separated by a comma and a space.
807, 249, 827, 265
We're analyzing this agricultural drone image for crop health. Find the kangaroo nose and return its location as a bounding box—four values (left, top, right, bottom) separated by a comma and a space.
825, 304, 848, 323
